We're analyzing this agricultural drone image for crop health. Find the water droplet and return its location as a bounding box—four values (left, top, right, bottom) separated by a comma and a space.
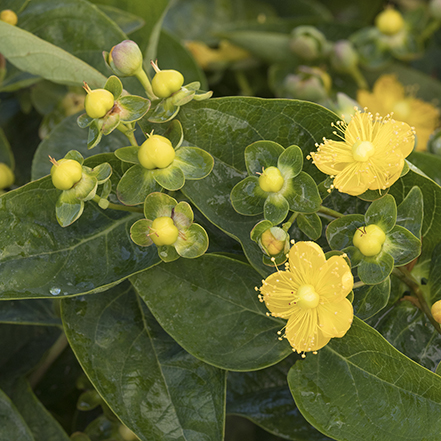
50, 287, 61, 296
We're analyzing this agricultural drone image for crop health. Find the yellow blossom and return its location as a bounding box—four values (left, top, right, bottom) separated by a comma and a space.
357, 74, 439, 151
185, 40, 251, 70
258, 241, 353, 354
309, 109, 415, 196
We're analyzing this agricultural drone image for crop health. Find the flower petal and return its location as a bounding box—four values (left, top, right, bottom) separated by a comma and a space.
317, 298, 353, 338
288, 241, 326, 285
315, 255, 353, 301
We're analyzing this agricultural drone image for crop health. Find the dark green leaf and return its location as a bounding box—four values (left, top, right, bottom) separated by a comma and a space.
174, 146, 214, 180
297, 213, 322, 240
289, 317, 441, 441
384, 225, 421, 266
230, 176, 266, 216
396, 185, 424, 239
0, 128, 14, 168
263, 193, 289, 225
98, 5, 145, 35
283, 172, 321, 213
326, 214, 364, 250
358, 252, 394, 285
278, 145, 303, 178
0, 300, 61, 326
245, 141, 284, 175
132, 254, 291, 371
429, 242, 441, 303
353, 277, 390, 320
62, 282, 226, 441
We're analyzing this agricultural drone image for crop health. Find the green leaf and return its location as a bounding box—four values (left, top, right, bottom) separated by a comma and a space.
104, 75, 123, 99
428, 242, 441, 303
118, 95, 150, 122
289, 317, 441, 441
283, 172, 321, 213
114, 146, 140, 164
62, 282, 226, 441
174, 223, 209, 258
18, 0, 128, 76
97, 4, 145, 35
0, 21, 106, 88
0, 175, 160, 299
130, 219, 153, 247
250, 220, 273, 242
101, 113, 120, 136
365, 194, 397, 232
153, 164, 185, 191
358, 252, 394, 285
148, 98, 180, 123
143, 191, 176, 219
357, 188, 389, 202
230, 176, 266, 216
32, 114, 127, 180
87, 120, 103, 149
353, 277, 390, 320
227, 355, 332, 441
132, 254, 291, 371
0, 128, 14, 168
0, 388, 34, 441
157, 244, 180, 262
396, 185, 424, 239
117, 165, 162, 206
8, 377, 71, 441
174, 146, 214, 179
383, 225, 421, 266
55, 189, 84, 227
278, 145, 303, 178
326, 214, 364, 250
297, 213, 322, 240
408, 151, 441, 186
245, 140, 284, 175
0, 300, 61, 326
263, 193, 289, 225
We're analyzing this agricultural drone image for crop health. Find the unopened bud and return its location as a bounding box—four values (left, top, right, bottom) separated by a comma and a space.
259, 227, 289, 256
375, 8, 405, 36
431, 300, 441, 323
104, 40, 143, 77
329, 40, 359, 73
0, 163, 14, 189
0, 9, 18, 26
283, 66, 330, 102
289, 26, 327, 61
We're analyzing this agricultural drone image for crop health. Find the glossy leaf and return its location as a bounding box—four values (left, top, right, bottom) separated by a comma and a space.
62, 282, 226, 441
263, 193, 289, 225
383, 225, 421, 266
395, 186, 424, 239
0, 300, 61, 326
283, 172, 321, 213
365, 194, 397, 232
353, 277, 390, 320
174, 223, 209, 258
174, 146, 214, 180
429, 242, 441, 303
153, 164, 185, 191
326, 214, 364, 250
97, 4, 145, 35
289, 317, 441, 441
118, 95, 150, 122
297, 213, 322, 240
245, 140, 284, 175
104, 75, 123, 99
358, 252, 394, 285
0, 21, 105, 88
0, 174, 160, 299
132, 254, 291, 371
230, 176, 266, 216
114, 146, 140, 164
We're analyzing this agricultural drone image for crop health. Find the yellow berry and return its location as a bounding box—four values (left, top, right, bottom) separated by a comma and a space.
138, 135, 175, 169
353, 224, 386, 257
152, 70, 184, 98
0, 10, 18, 26
0, 163, 14, 189
150, 217, 179, 246
50, 158, 83, 191
431, 300, 441, 323
84, 88, 114, 119
258, 167, 284, 193
375, 8, 405, 36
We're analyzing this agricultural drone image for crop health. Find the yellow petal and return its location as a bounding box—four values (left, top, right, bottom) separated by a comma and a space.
317, 298, 353, 338
333, 162, 371, 196
315, 255, 353, 301
288, 241, 326, 285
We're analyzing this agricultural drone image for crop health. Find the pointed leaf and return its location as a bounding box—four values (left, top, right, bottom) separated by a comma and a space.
131, 254, 291, 371
396, 186, 423, 239
62, 283, 226, 441
297, 213, 322, 240
289, 317, 441, 441
353, 277, 391, 319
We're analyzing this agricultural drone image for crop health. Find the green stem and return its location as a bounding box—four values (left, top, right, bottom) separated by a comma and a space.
349, 65, 368, 90
135, 68, 158, 101
28, 333, 69, 388
353, 281, 365, 289
92, 195, 143, 213
318, 205, 344, 219
283, 212, 299, 231
117, 123, 138, 146
234, 70, 253, 96
420, 19, 441, 42
393, 266, 441, 335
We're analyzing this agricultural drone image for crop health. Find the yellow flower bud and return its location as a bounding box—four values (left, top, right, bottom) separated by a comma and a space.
0, 9, 18, 26
258, 167, 284, 193
431, 300, 441, 324
0, 163, 14, 189
138, 134, 175, 170
150, 217, 179, 246
353, 225, 386, 257
375, 8, 405, 36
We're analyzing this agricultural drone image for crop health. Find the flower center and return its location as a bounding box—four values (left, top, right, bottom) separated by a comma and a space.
352, 224, 386, 257
392, 100, 411, 120
352, 140, 375, 162
296, 284, 320, 310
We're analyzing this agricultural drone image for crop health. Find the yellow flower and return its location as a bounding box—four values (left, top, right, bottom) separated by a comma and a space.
309, 110, 415, 196
258, 241, 353, 354
357, 74, 439, 151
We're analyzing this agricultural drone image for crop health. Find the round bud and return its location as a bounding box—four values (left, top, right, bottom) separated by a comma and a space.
150, 217, 179, 246
84, 88, 114, 119
108, 40, 143, 77
259, 227, 288, 256
353, 224, 386, 257
329, 40, 359, 73
375, 8, 405, 36
138, 135, 175, 169
258, 166, 284, 193
0, 9, 18, 26
431, 300, 441, 323
289, 26, 327, 60
50, 158, 83, 191
152, 69, 184, 98
0, 163, 14, 189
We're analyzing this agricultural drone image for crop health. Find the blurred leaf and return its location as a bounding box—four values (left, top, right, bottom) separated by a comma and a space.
0, 299, 61, 326
408, 151, 441, 187
289, 317, 441, 441
62, 281, 226, 441
97, 4, 145, 35
132, 254, 291, 371
0, 21, 106, 88
227, 355, 333, 441
0, 128, 14, 168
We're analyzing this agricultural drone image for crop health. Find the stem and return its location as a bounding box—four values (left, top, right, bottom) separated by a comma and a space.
28, 333, 68, 388
234, 70, 253, 96
353, 281, 365, 289
393, 266, 441, 335
420, 19, 441, 42
349, 66, 368, 90
116, 123, 138, 146
135, 68, 158, 101
283, 212, 299, 231
92, 195, 143, 213
318, 205, 344, 219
